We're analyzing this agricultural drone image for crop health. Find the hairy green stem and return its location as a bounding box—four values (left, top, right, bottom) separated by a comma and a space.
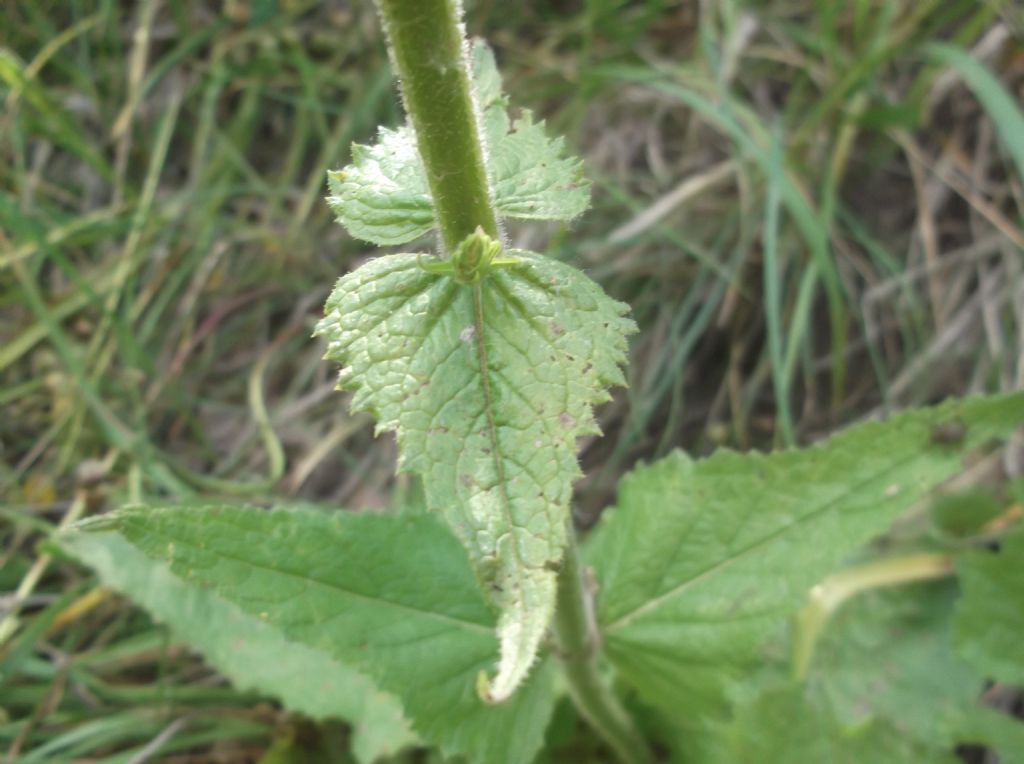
374, 0, 499, 252
373, 0, 649, 752
554, 530, 654, 764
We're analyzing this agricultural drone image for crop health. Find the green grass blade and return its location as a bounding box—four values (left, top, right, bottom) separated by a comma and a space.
925, 42, 1024, 185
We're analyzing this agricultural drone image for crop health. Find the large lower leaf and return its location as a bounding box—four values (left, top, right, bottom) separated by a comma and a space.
586, 392, 1024, 718
954, 530, 1024, 686
804, 581, 1024, 761
60, 527, 413, 764
64, 506, 557, 764
316, 250, 633, 701
806, 583, 982, 751
698, 686, 956, 764
955, 707, 1024, 764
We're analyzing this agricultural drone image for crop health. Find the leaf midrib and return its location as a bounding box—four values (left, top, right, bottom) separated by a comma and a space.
117, 512, 494, 635
603, 444, 940, 633
471, 281, 529, 582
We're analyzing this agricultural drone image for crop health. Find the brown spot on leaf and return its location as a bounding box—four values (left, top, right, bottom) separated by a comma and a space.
930, 420, 967, 446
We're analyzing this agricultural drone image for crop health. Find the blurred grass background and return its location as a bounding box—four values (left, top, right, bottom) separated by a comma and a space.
2, 0, 1023, 761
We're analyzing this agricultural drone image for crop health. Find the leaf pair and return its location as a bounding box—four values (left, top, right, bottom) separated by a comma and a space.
62, 391, 1024, 762
328, 41, 590, 247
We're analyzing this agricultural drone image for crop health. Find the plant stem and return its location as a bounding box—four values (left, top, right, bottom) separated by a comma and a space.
373, 0, 500, 253
791, 552, 954, 679
373, 1, 649, 754
554, 530, 654, 764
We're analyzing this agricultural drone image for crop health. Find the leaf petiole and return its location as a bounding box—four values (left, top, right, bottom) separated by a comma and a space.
417, 227, 522, 284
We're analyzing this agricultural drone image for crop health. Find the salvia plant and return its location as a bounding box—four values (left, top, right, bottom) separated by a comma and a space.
62, 1, 1024, 762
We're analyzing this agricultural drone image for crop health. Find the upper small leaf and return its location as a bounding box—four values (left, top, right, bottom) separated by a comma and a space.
470, 39, 506, 111
490, 113, 590, 221
954, 530, 1024, 686
586, 392, 1024, 719
327, 41, 590, 245
326, 128, 435, 246
65, 506, 557, 764
315, 248, 633, 701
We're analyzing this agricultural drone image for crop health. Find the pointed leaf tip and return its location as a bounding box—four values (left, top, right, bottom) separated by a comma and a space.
478, 588, 556, 703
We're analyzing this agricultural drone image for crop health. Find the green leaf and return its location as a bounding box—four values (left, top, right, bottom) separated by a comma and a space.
490, 113, 590, 222
327, 41, 589, 246
65, 505, 557, 764
586, 392, 1024, 718
804, 583, 981, 750
315, 249, 633, 701
788, 577, 1024, 762
325, 128, 435, 246
470, 43, 589, 222
699, 686, 956, 764
469, 38, 506, 111
926, 43, 1024, 186
954, 530, 1024, 686
60, 519, 414, 764
954, 707, 1024, 764
930, 486, 1004, 538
